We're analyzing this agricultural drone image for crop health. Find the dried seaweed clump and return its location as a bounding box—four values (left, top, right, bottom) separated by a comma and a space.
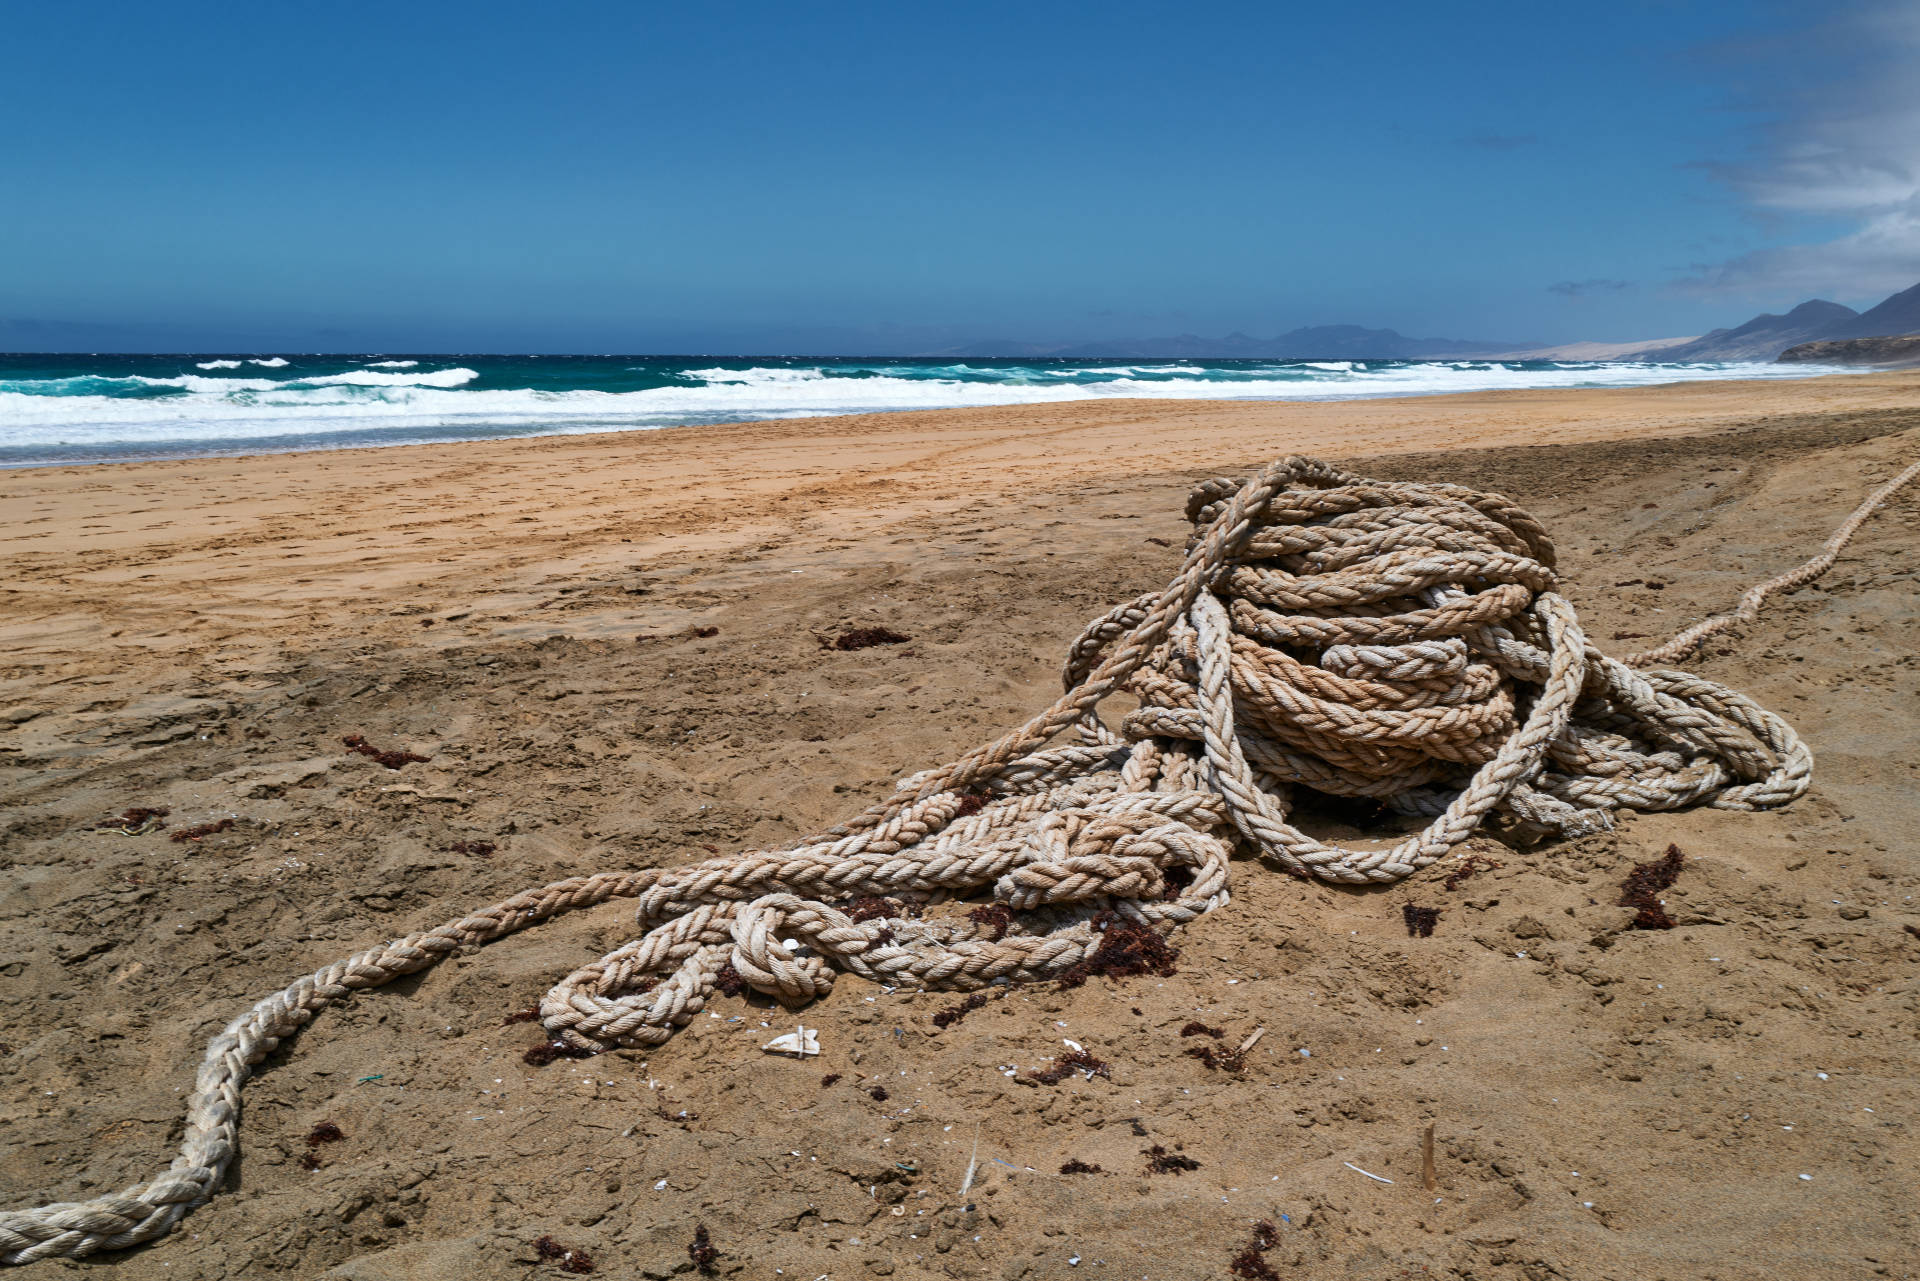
687, 1224, 719, 1275
1179, 1022, 1223, 1039
1184, 1043, 1247, 1073
1402, 904, 1440, 937
714, 960, 747, 998
342, 733, 429, 770
1027, 1049, 1112, 1085
952, 790, 992, 818
305, 1121, 345, 1146
1056, 911, 1179, 988
1058, 1159, 1103, 1174
1620, 843, 1685, 930
534, 1235, 596, 1274
967, 902, 1013, 941
95, 807, 169, 834
523, 1040, 599, 1067
931, 992, 992, 1031
867, 1086, 890, 1102
170, 818, 235, 843
1442, 853, 1503, 891
820, 1073, 842, 1088
1143, 1144, 1201, 1175
449, 838, 497, 857
825, 627, 912, 651
1229, 1220, 1282, 1280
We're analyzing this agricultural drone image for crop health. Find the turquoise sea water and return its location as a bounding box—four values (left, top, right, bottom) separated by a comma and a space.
0, 353, 1838, 467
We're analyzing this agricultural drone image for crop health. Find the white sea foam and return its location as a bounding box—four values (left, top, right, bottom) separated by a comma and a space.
195, 359, 243, 370
680, 366, 829, 384
0, 359, 1846, 461
301, 367, 478, 387
6, 367, 483, 397
250, 357, 290, 367
365, 360, 419, 368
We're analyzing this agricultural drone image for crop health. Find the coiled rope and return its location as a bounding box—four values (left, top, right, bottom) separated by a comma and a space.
4, 453, 1914, 1264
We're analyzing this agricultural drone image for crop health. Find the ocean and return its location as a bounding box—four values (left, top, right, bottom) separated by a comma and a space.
0, 352, 1839, 467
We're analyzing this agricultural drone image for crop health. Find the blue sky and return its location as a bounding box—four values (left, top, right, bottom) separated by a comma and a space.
4, 0, 1916, 352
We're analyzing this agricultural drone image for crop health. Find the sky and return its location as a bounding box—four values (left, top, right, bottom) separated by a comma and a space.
3, 0, 1917, 353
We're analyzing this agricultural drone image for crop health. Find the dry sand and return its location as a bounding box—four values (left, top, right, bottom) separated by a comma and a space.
3, 372, 1919, 1280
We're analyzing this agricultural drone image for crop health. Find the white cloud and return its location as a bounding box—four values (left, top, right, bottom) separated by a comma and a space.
1682, 3, 1920, 300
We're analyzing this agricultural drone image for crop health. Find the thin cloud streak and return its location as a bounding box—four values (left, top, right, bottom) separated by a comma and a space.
1548, 279, 1634, 297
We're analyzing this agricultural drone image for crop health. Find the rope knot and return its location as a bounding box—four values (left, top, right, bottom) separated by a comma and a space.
728, 894, 837, 1005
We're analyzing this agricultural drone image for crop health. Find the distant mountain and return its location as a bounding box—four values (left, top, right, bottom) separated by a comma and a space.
934, 324, 1525, 360
934, 279, 1920, 364
1636, 300, 1859, 362
1629, 280, 1920, 362
1833, 281, 1920, 340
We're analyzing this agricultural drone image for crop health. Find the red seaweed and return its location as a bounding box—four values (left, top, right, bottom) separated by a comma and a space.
342, 733, 429, 770
1442, 853, 1503, 891
1144, 1144, 1200, 1174
523, 1040, 598, 1066
170, 818, 234, 843
1229, 1220, 1283, 1279
534, 1235, 595, 1274
952, 790, 991, 818
931, 992, 992, 1031
1027, 1049, 1112, 1085
1402, 905, 1440, 937
967, 903, 1013, 941
1056, 912, 1179, 988
824, 627, 911, 651
1620, 844, 1685, 930
687, 1224, 718, 1275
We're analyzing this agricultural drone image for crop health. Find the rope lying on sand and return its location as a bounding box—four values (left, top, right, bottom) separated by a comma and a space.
4, 453, 1914, 1264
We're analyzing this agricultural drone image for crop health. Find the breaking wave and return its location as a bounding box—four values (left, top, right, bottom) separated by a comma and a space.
0, 353, 1847, 466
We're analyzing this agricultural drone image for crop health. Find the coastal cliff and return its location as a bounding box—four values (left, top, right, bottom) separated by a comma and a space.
1777, 334, 1920, 366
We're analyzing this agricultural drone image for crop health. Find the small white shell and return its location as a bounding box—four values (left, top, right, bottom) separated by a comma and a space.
762, 1025, 820, 1057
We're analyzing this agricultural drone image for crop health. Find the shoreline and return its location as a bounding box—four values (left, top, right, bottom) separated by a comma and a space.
0, 360, 1870, 471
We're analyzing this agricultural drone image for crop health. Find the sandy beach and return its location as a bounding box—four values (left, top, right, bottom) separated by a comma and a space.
4, 371, 1919, 1279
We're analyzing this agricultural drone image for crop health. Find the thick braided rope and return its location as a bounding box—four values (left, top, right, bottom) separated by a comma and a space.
4, 453, 1902, 1264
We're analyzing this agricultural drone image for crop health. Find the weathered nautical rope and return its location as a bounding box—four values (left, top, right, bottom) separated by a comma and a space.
1627, 457, 1920, 666
4, 453, 1912, 1264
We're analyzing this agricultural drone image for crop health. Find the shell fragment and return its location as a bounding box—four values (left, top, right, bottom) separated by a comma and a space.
762, 1025, 821, 1057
